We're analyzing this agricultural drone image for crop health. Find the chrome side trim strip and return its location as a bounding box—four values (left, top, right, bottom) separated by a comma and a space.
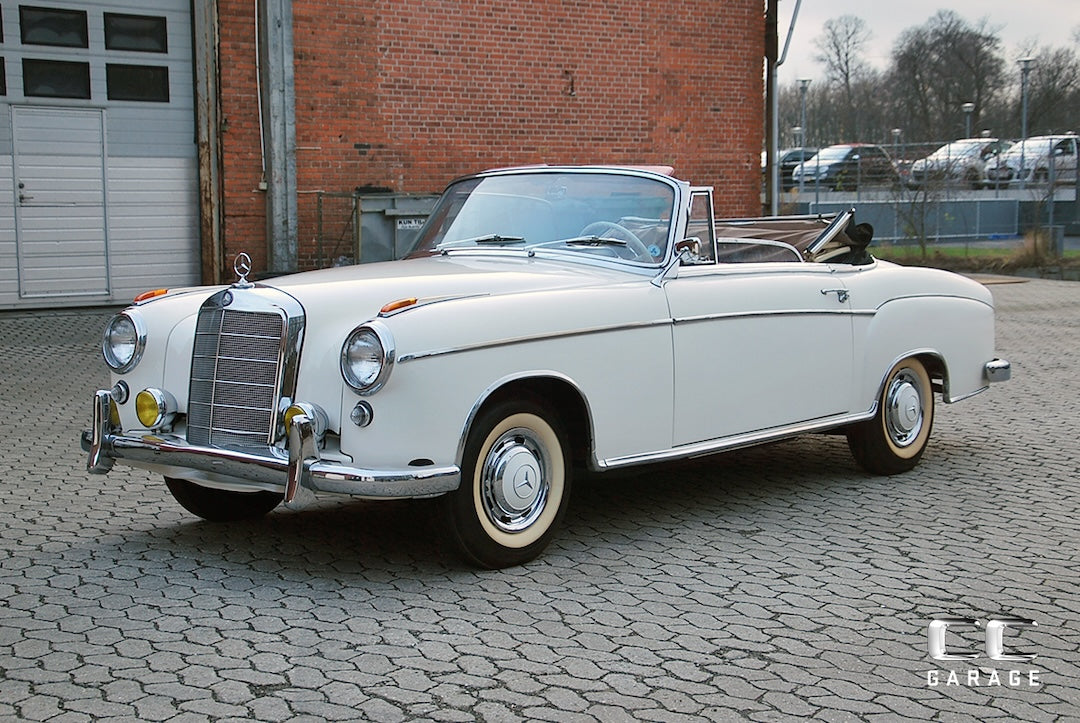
673, 308, 874, 325
876, 292, 996, 311
398, 319, 672, 363
399, 307, 880, 363
945, 385, 989, 404
597, 409, 876, 469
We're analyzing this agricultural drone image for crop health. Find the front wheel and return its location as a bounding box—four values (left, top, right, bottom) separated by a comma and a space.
164, 477, 283, 522
442, 399, 571, 568
846, 358, 934, 475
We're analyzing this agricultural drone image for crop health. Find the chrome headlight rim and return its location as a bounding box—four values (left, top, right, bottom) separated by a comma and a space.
340, 320, 395, 395
102, 310, 147, 374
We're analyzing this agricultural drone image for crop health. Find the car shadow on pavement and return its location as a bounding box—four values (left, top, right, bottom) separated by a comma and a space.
113, 433, 878, 577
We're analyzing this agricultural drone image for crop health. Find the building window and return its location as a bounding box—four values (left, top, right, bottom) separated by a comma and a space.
0, 59, 6, 95
19, 6, 88, 48
104, 13, 167, 53
106, 63, 168, 102
23, 57, 90, 98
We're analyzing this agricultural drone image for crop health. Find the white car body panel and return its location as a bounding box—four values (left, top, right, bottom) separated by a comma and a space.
86, 166, 1008, 550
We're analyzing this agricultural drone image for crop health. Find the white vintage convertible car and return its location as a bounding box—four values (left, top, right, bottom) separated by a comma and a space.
85, 165, 1010, 567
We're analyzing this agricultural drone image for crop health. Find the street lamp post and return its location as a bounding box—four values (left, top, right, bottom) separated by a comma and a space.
892, 127, 902, 169
797, 78, 811, 193
892, 128, 902, 242
1018, 57, 1036, 189
961, 102, 975, 138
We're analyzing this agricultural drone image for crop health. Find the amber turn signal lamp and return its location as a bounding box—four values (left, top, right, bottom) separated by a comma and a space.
379, 297, 418, 315
134, 288, 168, 303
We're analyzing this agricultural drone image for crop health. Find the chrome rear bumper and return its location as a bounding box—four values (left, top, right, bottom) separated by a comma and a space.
985, 358, 1011, 383
82, 390, 459, 501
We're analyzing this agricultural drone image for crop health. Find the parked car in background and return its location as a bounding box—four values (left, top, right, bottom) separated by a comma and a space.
762, 147, 819, 190
84, 165, 1010, 568
907, 137, 1011, 189
791, 143, 898, 190
984, 134, 1078, 186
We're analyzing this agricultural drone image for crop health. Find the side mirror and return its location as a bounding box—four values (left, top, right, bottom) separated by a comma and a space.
676, 237, 702, 257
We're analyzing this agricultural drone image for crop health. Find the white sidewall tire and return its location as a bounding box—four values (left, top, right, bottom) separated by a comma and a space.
847, 357, 935, 475
881, 359, 933, 460
472, 412, 565, 549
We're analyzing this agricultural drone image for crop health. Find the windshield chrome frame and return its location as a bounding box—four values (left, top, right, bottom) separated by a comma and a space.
414, 166, 689, 271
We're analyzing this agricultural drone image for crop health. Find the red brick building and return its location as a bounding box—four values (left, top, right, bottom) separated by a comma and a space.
216, 0, 764, 278
0, 1, 763, 309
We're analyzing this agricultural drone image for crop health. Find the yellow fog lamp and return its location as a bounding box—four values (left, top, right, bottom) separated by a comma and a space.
135, 388, 177, 430
283, 402, 328, 438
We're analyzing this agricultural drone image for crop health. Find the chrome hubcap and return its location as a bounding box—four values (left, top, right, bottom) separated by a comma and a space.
885, 370, 923, 447
480, 428, 549, 533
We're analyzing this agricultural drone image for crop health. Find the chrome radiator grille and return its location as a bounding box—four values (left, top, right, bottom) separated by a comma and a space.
187, 306, 285, 448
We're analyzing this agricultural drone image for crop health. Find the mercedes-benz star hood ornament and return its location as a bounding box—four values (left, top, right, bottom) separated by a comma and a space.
233, 252, 253, 288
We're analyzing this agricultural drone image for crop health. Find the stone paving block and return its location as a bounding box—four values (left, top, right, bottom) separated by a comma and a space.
2, 281, 1079, 720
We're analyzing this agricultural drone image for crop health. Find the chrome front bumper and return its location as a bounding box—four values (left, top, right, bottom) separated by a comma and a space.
82, 390, 460, 502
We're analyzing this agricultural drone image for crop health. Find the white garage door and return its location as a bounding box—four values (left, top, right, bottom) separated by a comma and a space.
13, 106, 109, 298
0, 0, 199, 310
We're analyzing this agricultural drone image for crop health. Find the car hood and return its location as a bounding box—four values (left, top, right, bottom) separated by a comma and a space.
263, 253, 643, 319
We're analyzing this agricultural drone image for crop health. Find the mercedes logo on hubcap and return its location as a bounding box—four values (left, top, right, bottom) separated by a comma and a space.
514, 468, 535, 494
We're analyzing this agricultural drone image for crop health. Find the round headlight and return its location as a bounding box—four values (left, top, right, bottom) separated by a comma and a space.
340, 322, 395, 394
102, 311, 146, 373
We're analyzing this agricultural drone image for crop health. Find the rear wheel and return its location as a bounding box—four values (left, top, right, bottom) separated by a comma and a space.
443, 398, 571, 568
164, 477, 283, 522
847, 358, 934, 475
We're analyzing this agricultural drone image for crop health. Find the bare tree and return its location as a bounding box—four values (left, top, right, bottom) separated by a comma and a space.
1021, 45, 1080, 134
814, 15, 872, 140
789, 12, 1079, 151
887, 11, 1005, 142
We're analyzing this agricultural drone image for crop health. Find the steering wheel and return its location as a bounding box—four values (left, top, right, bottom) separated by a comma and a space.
578, 221, 652, 260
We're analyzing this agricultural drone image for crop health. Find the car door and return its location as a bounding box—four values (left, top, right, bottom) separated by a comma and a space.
664, 262, 855, 446
1052, 138, 1077, 183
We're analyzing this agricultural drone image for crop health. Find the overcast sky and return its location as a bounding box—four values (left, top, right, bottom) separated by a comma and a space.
777, 0, 1080, 84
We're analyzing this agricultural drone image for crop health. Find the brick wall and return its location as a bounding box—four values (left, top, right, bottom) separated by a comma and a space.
218, 0, 764, 273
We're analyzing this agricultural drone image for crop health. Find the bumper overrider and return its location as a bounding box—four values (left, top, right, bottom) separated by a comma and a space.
82, 390, 460, 503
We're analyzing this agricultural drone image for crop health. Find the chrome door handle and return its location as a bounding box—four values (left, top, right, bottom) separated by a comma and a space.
820, 288, 849, 303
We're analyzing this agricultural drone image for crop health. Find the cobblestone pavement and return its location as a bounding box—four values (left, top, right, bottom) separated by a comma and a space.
2, 278, 1078, 722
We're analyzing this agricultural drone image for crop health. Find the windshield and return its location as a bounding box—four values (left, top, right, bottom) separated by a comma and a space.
410, 171, 676, 265
812, 146, 854, 162
929, 141, 983, 159
1001, 138, 1058, 159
